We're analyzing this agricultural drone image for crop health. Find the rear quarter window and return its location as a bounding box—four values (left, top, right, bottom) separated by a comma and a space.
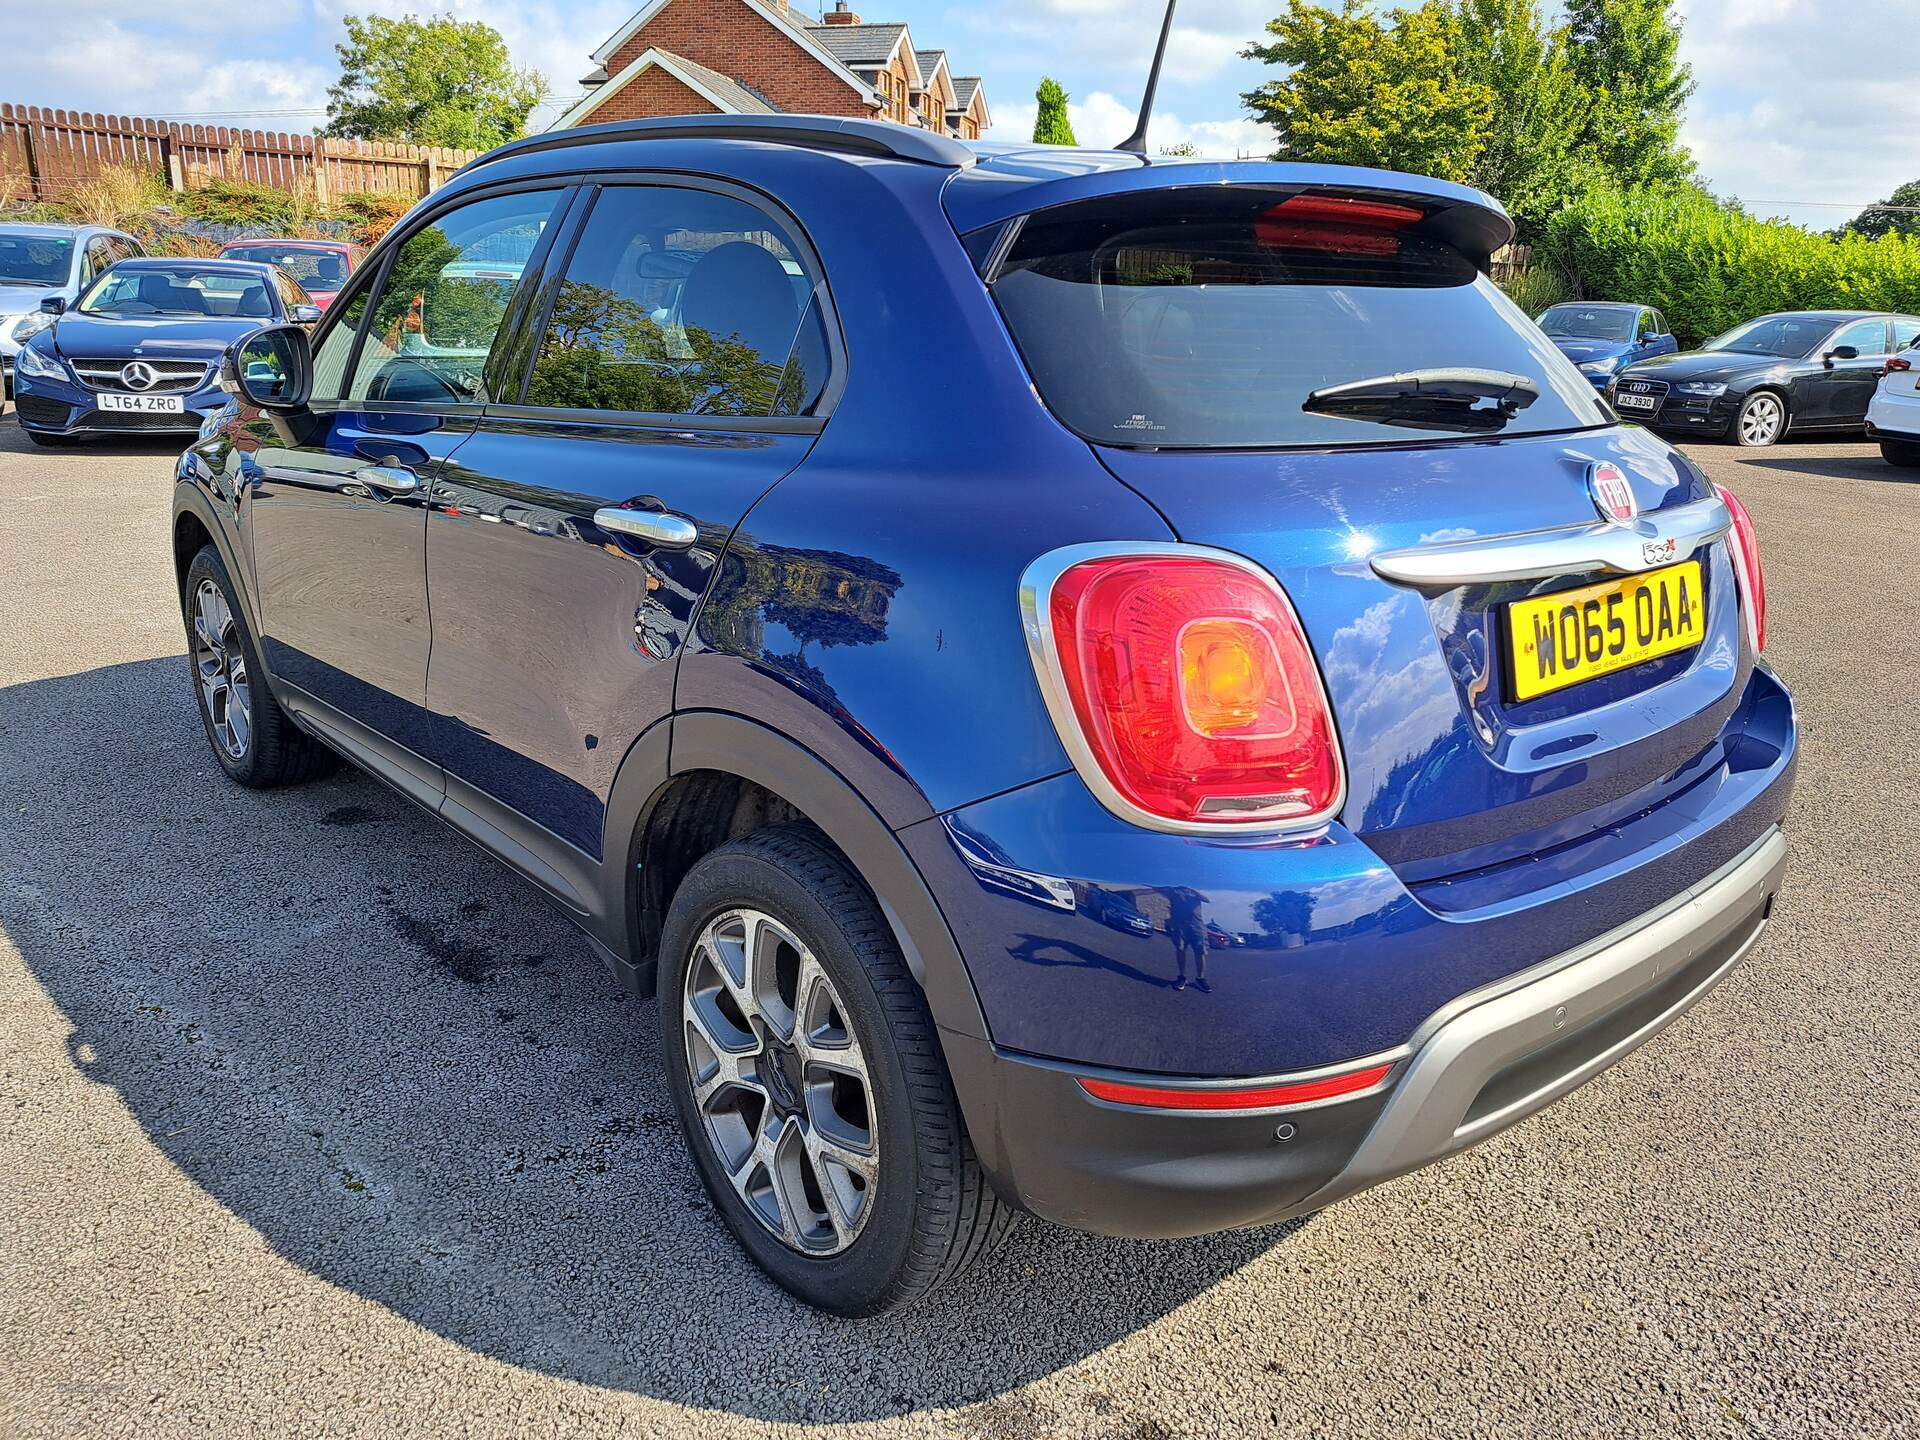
987, 188, 1610, 449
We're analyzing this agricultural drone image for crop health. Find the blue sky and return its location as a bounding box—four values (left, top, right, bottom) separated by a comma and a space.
12, 1, 1910, 231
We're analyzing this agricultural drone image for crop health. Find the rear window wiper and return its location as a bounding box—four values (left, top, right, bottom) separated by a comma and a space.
1303, 368, 1541, 433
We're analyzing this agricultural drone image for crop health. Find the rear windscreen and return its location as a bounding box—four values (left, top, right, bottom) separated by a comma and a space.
988, 188, 1610, 449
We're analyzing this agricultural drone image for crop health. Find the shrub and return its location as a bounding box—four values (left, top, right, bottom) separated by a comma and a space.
146, 231, 223, 258
1498, 259, 1573, 315
1542, 185, 1920, 345
333, 190, 414, 246
63, 164, 167, 234
177, 178, 300, 228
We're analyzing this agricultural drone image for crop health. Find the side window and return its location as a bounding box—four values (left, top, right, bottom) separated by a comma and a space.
522, 184, 821, 418
83, 239, 115, 285
346, 188, 563, 405
1651, 311, 1668, 337
1830, 318, 1888, 357
1893, 319, 1920, 351
1635, 311, 1656, 341
311, 289, 371, 401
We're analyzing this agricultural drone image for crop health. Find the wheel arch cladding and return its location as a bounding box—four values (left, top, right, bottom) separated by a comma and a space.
656, 713, 992, 1046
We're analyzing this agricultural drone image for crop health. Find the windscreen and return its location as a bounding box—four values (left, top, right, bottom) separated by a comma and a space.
1702, 314, 1829, 359
79, 266, 274, 319
988, 188, 1609, 449
1538, 305, 1634, 341
224, 245, 349, 288
0, 235, 72, 286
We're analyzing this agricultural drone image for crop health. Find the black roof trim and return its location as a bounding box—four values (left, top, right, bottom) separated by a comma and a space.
455, 114, 976, 179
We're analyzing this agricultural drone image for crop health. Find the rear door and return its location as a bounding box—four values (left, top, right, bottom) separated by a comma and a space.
988, 186, 1746, 891
245, 184, 569, 793
420, 177, 832, 868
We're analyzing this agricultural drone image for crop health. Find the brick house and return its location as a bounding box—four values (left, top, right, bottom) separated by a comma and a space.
549, 0, 991, 141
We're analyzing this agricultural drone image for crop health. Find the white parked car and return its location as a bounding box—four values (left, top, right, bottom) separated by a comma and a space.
1866, 341, 1920, 467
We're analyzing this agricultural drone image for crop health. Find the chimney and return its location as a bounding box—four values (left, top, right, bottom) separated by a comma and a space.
823, 2, 860, 23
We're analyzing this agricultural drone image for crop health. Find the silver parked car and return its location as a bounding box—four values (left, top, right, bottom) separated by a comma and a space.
0, 223, 146, 411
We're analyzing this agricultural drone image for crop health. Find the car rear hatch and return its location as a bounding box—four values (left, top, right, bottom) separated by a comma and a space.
971, 173, 1750, 905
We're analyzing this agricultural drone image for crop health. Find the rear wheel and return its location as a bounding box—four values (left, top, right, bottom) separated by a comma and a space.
1733, 390, 1787, 447
182, 545, 335, 787
659, 826, 1012, 1315
1880, 437, 1920, 468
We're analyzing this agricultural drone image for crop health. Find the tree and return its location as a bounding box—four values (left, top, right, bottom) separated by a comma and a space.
324, 14, 545, 149
1561, 0, 1694, 189
1452, 0, 1595, 240
1032, 78, 1078, 146
1836, 180, 1920, 240
1241, 0, 1492, 183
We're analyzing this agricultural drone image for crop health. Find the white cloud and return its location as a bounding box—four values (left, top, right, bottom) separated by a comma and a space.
1672, 0, 1920, 226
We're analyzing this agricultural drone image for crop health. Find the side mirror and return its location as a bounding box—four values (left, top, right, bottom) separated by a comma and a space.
39, 296, 65, 315
222, 323, 313, 412
1826, 345, 1859, 365
290, 304, 322, 325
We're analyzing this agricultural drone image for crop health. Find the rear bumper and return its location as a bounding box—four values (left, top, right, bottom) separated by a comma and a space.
951, 825, 1787, 1237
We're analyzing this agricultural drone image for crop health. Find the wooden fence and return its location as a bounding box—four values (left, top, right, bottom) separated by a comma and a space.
0, 104, 480, 203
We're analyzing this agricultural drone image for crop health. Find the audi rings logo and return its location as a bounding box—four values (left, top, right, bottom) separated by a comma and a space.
120, 361, 160, 391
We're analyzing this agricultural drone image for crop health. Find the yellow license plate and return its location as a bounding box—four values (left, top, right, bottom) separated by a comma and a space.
1507, 560, 1704, 701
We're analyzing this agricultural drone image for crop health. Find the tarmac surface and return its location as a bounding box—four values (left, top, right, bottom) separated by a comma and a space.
1, 420, 1915, 1438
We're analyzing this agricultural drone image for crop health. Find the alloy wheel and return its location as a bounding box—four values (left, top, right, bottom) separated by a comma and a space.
1738, 393, 1784, 446
192, 579, 252, 760
682, 908, 879, 1255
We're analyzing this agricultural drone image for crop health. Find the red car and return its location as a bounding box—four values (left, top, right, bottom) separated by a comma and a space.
216, 238, 366, 312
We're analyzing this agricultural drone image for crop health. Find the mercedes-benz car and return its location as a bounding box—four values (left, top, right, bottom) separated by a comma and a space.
1612, 309, 1920, 446
1535, 301, 1677, 388
13, 257, 318, 445
172, 116, 1795, 1315
0, 222, 145, 413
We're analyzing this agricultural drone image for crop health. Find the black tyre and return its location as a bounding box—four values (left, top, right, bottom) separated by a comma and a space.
25, 430, 76, 448
182, 544, 335, 787
659, 826, 1013, 1315
1733, 390, 1787, 447
1880, 437, 1920, 469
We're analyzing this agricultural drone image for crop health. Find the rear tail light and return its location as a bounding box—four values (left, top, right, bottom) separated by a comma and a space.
1714, 483, 1766, 652
1078, 1059, 1394, 1112
1886, 356, 1912, 374
1022, 547, 1344, 831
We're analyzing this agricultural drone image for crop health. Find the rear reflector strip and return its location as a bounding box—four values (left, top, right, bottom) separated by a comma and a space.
1077, 1061, 1395, 1112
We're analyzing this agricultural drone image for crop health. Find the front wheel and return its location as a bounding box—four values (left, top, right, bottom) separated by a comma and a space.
658, 827, 1012, 1315
182, 545, 335, 787
1880, 437, 1920, 469
1733, 390, 1787, 447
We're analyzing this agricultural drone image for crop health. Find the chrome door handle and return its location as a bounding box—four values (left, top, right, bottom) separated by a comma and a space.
595, 507, 698, 550
354, 464, 420, 496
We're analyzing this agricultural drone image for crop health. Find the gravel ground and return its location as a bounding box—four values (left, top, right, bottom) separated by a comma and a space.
0, 421, 1915, 1439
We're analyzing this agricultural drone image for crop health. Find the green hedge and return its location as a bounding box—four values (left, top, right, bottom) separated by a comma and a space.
1540, 186, 1920, 345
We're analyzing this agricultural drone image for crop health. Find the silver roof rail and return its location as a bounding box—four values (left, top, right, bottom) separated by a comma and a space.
455, 114, 977, 180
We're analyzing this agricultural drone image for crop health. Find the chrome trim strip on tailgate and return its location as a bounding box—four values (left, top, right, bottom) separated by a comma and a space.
1370, 495, 1730, 587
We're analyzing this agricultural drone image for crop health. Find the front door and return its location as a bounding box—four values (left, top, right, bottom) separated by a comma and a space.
246, 185, 570, 791
422, 179, 834, 865
1795, 317, 1890, 426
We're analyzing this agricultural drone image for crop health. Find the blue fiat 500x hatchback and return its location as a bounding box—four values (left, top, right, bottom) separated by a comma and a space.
170, 116, 1795, 1315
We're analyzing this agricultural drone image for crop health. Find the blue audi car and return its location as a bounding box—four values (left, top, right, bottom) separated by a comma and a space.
1537, 300, 1679, 388
172, 117, 1794, 1315
14, 256, 317, 445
